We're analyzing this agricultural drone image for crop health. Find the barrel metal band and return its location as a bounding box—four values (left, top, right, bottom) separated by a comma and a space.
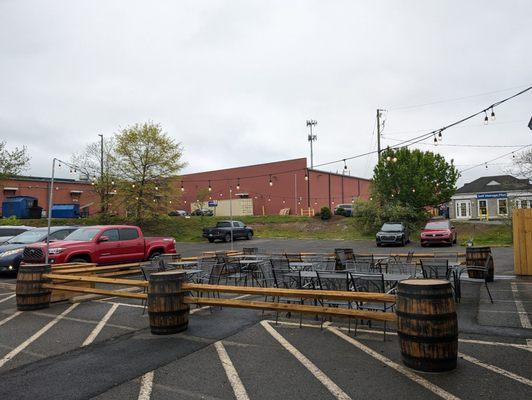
396, 310, 457, 321
397, 292, 453, 300
148, 309, 189, 317
398, 331, 457, 343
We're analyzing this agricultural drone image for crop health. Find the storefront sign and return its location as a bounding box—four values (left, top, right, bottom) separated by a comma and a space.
476, 192, 507, 199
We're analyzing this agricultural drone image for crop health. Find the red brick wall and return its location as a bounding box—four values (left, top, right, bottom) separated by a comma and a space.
179, 158, 371, 215
0, 177, 100, 217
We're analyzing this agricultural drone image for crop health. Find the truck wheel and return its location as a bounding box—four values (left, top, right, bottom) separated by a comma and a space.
246, 232, 253, 240
70, 257, 89, 263
224, 233, 231, 242
149, 251, 162, 260
208, 238, 215, 243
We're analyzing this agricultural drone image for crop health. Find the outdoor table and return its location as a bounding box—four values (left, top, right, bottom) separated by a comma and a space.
168, 261, 198, 268
289, 262, 314, 271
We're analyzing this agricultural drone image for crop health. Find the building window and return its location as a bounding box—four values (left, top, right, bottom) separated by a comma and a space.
497, 199, 508, 215
478, 200, 488, 218
455, 200, 471, 218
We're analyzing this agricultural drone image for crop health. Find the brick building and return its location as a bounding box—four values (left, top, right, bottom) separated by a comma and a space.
179, 158, 371, 216
0, 176, 99, 217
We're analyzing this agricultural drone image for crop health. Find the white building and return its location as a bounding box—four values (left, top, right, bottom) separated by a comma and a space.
450, 175, 532, 220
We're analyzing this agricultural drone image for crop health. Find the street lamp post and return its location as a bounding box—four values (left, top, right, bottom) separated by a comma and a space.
229, 186, 234, 251
45, 158, 57, 264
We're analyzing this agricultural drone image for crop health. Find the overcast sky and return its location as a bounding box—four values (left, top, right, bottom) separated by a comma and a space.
1, 0, 531, 186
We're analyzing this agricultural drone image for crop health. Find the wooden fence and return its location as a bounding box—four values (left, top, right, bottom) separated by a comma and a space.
513, 208, 532, 275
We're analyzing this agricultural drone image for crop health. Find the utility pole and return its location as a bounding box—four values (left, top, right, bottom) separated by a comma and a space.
376, 109, 383, 158
98, 134, 104, 214
306, 120, 318, 168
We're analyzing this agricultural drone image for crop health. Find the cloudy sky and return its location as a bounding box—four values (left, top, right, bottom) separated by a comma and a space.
1, 0, 531, 186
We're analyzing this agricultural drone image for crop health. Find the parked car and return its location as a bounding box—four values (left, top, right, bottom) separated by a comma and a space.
420, 219, 457, 247
0, 226, 79, 274
334, 203, 353, 216
22, 225, 176, 265
192, 208, 214, 216
0, 225, 34, 245
168, 210, 188, 216
203, 220, 253, 243
376, 222, 409, 247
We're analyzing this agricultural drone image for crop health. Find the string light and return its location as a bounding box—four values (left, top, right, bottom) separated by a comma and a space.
386, 155, 391, 162
392, 156, 397, 163
434, 135, 438, 144
155, 186, 158, 191
131, 184, 135, 188
181, 182, 184, 192
484, 111, 489, 125
343, 159, 347, 171
490, 107, 496, 121
438, 130, 442, 140
269, 175, 273, 186
304, 171, 308, 181
412, 188, 416, 193
208, 181, 212, 191
236, 178, 240, 190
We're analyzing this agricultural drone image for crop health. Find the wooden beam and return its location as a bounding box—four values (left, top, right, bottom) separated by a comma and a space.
43, 273, 148, 287
42, 283, 147, 300
183, 296, 397, 322
98, 269, 142, 278
182, 283, 395, 303
50, 263, 141, 275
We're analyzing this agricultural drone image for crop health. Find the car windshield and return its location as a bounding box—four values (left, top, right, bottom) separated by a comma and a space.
381, 224, 402, 232
64, 228, 100, 241
6, 229, 47, 244
217, 222, 231, 228
0, 228, 28, 237
337, 204, 352, 209
425, 221, 449, 230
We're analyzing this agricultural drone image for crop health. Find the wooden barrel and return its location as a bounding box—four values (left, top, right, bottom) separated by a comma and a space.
16, 264, 52, 311
466, 247, 494, 281
396, 279, 458, 372
148, 271, 189, 335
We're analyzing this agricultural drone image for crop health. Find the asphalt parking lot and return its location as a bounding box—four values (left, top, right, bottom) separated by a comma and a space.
0, 239, 529, 399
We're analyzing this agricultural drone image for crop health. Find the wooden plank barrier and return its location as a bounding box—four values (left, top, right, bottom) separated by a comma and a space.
513, 208, 532, 275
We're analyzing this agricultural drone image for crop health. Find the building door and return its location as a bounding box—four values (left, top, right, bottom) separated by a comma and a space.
478, 200, 488, 219
455, 200, 471, 219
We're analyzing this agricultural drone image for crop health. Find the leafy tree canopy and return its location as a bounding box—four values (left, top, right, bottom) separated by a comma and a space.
0, 141, 30, 178
372, 147, 459, 210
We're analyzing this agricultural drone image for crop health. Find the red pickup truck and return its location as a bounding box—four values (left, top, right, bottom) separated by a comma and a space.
22, 225, 176, 265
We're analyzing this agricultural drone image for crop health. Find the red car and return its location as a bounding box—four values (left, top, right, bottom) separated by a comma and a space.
22, 225, 176, 265
420, 220, 457, 247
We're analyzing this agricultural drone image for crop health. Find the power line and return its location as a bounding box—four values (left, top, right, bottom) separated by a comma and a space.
459, 144, 532, 173
388, 84, 530, 111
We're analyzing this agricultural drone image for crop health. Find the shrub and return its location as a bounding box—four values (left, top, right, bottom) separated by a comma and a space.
352, 200, 427, 234
320, 207, 332, 220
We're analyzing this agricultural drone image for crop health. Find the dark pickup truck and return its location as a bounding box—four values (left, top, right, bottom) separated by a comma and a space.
202, 221, 253, 243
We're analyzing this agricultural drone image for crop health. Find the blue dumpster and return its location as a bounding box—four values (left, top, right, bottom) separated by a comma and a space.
2, 196, 39, 219
51, 204, 80, 218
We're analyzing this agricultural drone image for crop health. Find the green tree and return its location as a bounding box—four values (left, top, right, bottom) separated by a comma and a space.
114, 122, 186, 223
0, 141, 30, 178
373, 147, 459, 210
72, 137, 118, 222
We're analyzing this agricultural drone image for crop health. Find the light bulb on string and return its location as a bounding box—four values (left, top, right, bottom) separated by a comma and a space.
181, 182, 184, 192
490, 107, 496, 121
304, 171, 308, 181
392, 157, 397, 163
343, 159, 347, 171
412, 188, 416, 193
485, 163, 488, 169
484, 111, 489, 125
438, 130, 442, 140
434, 135, 438, 144
208, 181, 212, 191
386, 155, 391, 162
236, 178, 240, 190
269, 175, 273, 186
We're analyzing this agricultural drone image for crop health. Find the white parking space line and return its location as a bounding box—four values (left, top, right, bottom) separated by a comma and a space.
0, 294, 15, 304
261, 320, 352, 400
327, 326, 461, 400
214, 341, 250, 400
459, 352, 532, 387
0, 311, 21, 327
266, 320, 532, 353
0, 303, 79, 369
138, 371, 154, 400
511, 282, 532, 329
0, 292, 15, 297
82, 303, 119, 347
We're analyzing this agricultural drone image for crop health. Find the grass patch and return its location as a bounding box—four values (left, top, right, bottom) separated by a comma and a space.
1, 215, 513, 245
